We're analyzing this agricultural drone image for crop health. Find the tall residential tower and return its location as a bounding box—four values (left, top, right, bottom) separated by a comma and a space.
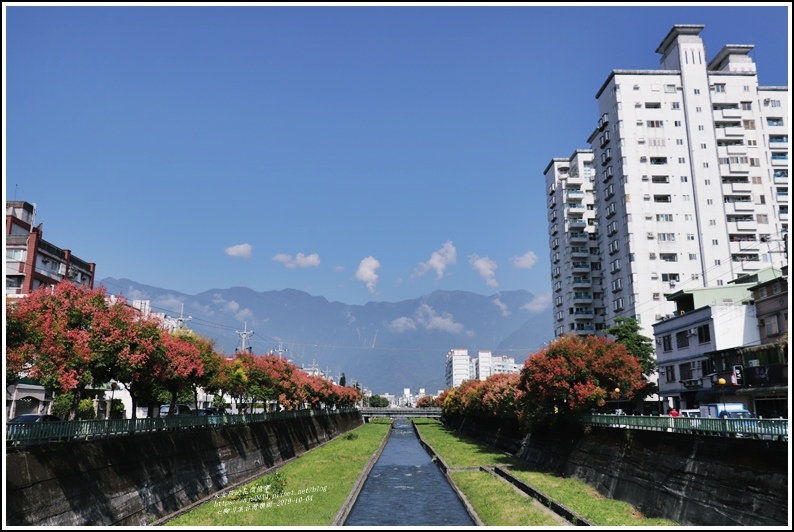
546, 25, 788, 339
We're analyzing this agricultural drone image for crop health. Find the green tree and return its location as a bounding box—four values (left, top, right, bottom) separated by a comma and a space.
369, 394, 389, 407
604, 317, 658, 401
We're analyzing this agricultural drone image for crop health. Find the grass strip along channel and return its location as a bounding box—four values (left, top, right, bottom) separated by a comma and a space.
165, 419, 392, 526
411, 418, 677, 527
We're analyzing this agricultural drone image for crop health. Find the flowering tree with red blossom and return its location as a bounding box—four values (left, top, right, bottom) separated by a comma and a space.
517, 334, 644, 428
480, 373, 521, 418
6, 282, 161, 419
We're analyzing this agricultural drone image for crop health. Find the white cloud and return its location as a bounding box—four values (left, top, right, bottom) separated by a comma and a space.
415, 241, 457, 279
225, 243, 253, 259
273, 252, 321, 269
492, 298, 511, 317
415, 303, 469, 335
355, 256, 381, 295
469, 254, 499, 288
522, 292, 552, 314
211, 293, 253, 322
511, 250, 539, 269
388, 316, 417, 333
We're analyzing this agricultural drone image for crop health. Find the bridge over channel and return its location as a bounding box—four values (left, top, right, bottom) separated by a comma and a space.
359, 407, 442, 421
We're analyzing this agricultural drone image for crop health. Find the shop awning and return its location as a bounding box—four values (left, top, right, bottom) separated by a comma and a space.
736, 385, 788, 395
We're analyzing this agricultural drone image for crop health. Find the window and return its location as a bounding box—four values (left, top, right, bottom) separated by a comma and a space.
645, 102, 661, 109
665, 84, 676, 93
663, 335, 673, 352
676, 331, 689, 348
687, 234, 695, 240
660, 253, 677, 262
743, 119, 756, 130
696, 106, 702, 113
656, 213, 673, 221
674, 120, 682, 127
6, 249, 25, 261
652, 176, 669, 184
676, 139, 684, 145
671, 102, 680, 110
650, 157, 668, 165
681, 176, 688, 182
661, 273, 680, 282
741, 102, 752, 110
767, 118, 784, 126
765, 316, 780, 336
689, 253, 697, 260
694, 89, 700, 95
697, 324, 711, 343
678, 157, 686, 163
714, 84, 726, 93
647, 120, 663, 128
700, 143, 707, 149
653, 195, 671, 203
658, 233, 676, 241
664, 365, 675, 382
698, 125, 705, 131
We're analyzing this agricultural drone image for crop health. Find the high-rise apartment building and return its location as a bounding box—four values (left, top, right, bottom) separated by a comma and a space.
445, 348, 471, 388
545, 25, 789, 339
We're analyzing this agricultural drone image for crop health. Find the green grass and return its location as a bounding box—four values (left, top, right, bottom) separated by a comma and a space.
412, 418, 678, 527
506, 469, 676, 527
165, 419, 391, 526
450, 470, 566, 526
410, 418, 522, 467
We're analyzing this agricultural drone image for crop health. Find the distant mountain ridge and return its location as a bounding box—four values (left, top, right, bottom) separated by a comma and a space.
99, 277, 554, 395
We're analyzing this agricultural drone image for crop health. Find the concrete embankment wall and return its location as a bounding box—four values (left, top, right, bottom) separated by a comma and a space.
445, 415, 789, 527
5, 411, 362, 527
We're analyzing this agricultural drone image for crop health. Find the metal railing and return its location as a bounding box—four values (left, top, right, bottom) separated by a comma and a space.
6, 408, 358, 446
585, 414, 788, 441
360, 407, 442, 418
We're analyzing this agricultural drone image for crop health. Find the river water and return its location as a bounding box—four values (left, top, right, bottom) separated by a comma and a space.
343, 418, 475, 526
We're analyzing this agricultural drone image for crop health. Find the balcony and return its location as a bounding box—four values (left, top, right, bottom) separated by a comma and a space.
571, 262, 591, 273
568, 232, 588, 243
719, 108, 741, 119
567, 219, 587, 228
573, 310, 594, 320
724, 201, 754, 214
570, 247, 589, 258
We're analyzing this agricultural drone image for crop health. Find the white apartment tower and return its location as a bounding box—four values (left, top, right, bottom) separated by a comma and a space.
445, 348, 471, 388
546, 25, 789, 339
545, 150, 602, 337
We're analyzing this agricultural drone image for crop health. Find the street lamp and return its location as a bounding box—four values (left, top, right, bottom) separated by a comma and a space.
717, 378, 726, 416
614, 388, 621, 414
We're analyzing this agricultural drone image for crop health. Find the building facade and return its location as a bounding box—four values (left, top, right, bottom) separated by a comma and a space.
545, 25, 788, 341
445, 348, 522, 388
6, 200, 96, 297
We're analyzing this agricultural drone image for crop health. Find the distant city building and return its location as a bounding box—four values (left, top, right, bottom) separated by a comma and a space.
6, 200, 96, 297
445, 348, 522, 388
545, 25, 788, 341
445, 348, 471, 388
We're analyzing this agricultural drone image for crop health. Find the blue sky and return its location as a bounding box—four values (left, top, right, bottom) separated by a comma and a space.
4, 4, 791, 313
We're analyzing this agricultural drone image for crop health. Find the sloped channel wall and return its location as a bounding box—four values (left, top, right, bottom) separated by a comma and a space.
5, 411, 362, 527
445, 414, 788, 527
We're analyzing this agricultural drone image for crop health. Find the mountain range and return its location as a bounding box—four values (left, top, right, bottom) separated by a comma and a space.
99, 277, 554, 395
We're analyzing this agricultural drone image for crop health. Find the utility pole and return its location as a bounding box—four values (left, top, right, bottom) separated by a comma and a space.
235, 322, 255, 354
176, 303, 192, 330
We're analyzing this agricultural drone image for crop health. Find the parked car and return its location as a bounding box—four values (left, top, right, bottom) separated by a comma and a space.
10, 414, 62, 423
8, 414, 64, 445
194, 408, 224, 416
159, 404, 193, 417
